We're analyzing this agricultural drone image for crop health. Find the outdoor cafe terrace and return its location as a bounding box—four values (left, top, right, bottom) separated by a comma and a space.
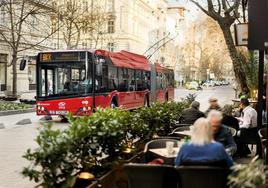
22, 98, 268, 188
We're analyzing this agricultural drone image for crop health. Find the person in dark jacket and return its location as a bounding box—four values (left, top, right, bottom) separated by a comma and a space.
221, 104, 239, 130
208, 110, 237, 156
205, 97, 222, 116
180, 101, 205, 124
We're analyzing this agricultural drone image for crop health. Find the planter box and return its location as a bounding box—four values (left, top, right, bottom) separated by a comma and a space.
88, 152, 145, 188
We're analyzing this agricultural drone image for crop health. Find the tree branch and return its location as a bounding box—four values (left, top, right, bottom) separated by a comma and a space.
217, 0, 221, 14
225, 0, 241, 15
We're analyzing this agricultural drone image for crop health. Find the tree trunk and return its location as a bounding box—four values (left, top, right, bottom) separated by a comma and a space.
12, 52, 18, 97
220, 24, 249, 91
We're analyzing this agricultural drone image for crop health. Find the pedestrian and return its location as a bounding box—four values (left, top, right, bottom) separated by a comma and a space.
175, 118, 233, 167
180, 101, 205, 124
205, 97, 222, 116
207, 110, 237, 156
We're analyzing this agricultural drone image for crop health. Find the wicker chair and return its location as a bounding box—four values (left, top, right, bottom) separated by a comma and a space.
124, 163, 178, 188
176, 166, 231, 188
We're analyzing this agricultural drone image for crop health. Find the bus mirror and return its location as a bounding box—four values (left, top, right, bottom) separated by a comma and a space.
20, 59, 27, 70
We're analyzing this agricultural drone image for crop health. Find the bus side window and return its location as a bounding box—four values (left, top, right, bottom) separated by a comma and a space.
95, 56, 108, 93
118, 68, 128, 91
108, 65, 118, 91
157, 72, 162, 89
144, 71, 150, 89
136, 70, 143, 91
128, 69, 135, 91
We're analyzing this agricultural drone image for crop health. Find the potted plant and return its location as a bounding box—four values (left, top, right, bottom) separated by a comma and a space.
228, 157, 268, 188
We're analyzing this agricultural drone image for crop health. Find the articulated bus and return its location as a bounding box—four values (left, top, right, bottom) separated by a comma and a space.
36, 49, 174, 116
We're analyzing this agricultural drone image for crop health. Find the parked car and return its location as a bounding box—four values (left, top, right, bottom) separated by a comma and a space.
202, 81, 213, 87
186, 81, 202, 90
214, 81, 222, 86
222, 80, 229, 85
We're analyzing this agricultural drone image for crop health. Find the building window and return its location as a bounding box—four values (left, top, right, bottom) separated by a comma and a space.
82, 42, 87, 49
107, 20, 115, 33
0, 6, 6, 24
107, 42, 115, 52
28, 57, 36, 90
82, 0, 88, 11
106, 0, 114, 12
0, 54, 7, 91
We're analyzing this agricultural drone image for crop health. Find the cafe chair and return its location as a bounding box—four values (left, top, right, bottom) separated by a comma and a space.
258, 127, 267, 159
173, 123, 192, 128
144, 138, 181, 152
143, 138, 180, 164
169, 126, 190, 138
239, 127, 262, 157
124, 163, 178, 188
227, 127, 237, 137
176, 166, 231, 188
180, 160, 228, 167
258, 127, 267, 140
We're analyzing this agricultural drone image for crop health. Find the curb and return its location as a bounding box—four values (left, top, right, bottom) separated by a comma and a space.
0, 108, 35, 116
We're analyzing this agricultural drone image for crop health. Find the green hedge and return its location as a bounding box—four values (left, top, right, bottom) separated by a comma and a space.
22, 101, 189, 188
0, 100, 32, 111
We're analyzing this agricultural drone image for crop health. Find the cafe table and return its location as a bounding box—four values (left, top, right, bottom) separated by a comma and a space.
147, 141, 184, 165
149, 147, 180, 158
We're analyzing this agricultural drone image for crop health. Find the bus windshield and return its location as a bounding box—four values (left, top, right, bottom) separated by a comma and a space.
37, 52, 92, 99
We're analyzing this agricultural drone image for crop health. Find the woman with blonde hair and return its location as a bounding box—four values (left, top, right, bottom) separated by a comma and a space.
175, 118, 233, 167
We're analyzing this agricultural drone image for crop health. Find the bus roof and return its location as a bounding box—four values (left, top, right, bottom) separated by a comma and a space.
95, 50, 150, 71
38, 49, 150, 71
155, 63, 173, 73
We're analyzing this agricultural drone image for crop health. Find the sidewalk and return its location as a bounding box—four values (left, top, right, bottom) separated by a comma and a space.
0, 112, 39, 129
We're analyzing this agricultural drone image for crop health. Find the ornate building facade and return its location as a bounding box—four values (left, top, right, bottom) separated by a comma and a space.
0, 0, 184, 95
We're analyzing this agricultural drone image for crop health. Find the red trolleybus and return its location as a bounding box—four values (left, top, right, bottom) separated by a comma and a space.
36, 49, 174, 116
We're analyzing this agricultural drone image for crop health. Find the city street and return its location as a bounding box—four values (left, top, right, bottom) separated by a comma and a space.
0, 86, 235, 188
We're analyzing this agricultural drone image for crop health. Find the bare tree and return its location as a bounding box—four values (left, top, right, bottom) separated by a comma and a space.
190, 0, 248, 91
0, 0, 56, 97
54, 0, 110, 49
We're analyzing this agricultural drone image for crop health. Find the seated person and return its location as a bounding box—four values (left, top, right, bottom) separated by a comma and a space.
63, 81, 71, 91
175, 118, 233, 167
208, 110, 237, 156
205, 97, 222, 116
180, 101, 205, 124
235, 98, 258, 156
236, 98, 257, 129
221, 104, 239, 130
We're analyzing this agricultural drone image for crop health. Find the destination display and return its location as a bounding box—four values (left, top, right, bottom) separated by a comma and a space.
40, 51, 86, 62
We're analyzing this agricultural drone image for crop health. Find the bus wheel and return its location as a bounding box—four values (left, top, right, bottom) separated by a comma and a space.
110, 99, 118, 109
59, 115, 69, 123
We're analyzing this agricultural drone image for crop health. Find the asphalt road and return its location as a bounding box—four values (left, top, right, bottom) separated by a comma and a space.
0, 86, 235, 188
